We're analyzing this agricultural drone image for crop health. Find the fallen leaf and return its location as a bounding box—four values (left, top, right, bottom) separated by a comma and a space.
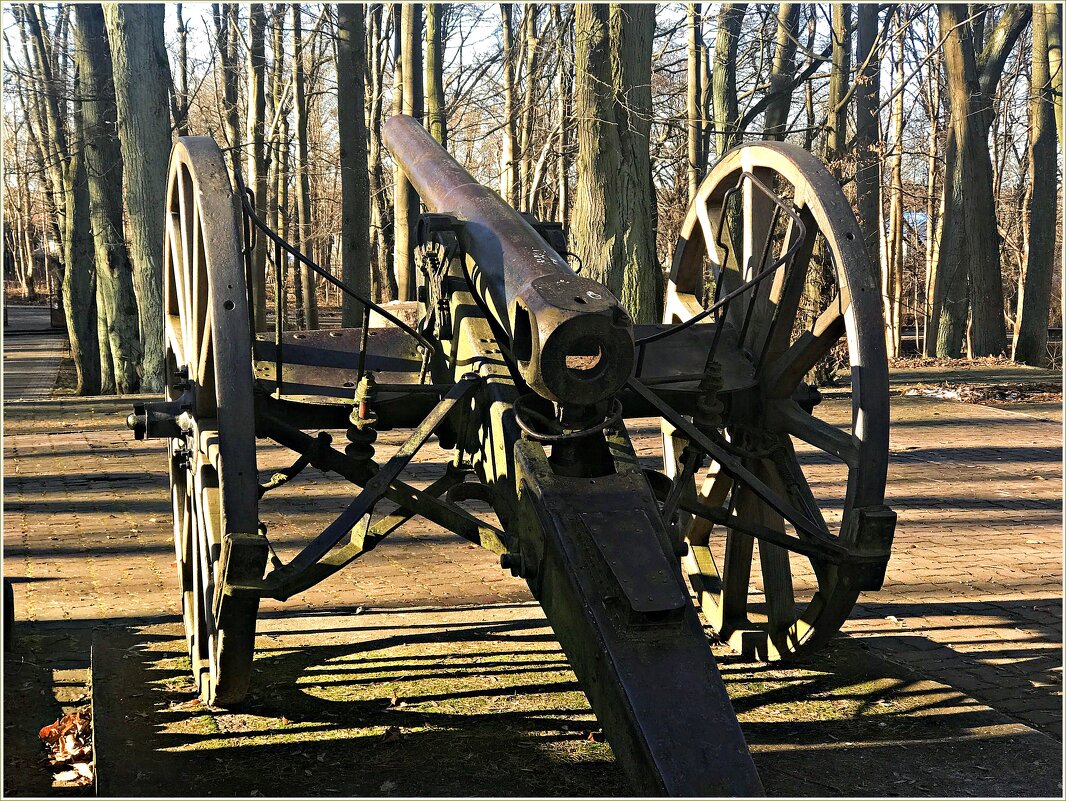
586, 730, 605, 743
388, 691, 400, 708
381, 726, 402, 744
72, 762, 93, 780
380, 780, 398, 793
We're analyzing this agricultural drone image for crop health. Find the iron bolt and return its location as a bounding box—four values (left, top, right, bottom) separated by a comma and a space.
173, 447, 193, 471
172, 366, 192, 393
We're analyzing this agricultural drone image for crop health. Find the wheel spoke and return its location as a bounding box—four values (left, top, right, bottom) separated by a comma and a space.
193, 466, 218, 629
719, 485, 756, 628
769, 400, 859, 468
762, 297, 846, 397
768, 435, 830, 533
757, 207, 818, 367
166, 212, 189, 326
197, 308, 214, 387
747, 459, 797, 638
165, 314, 185, 369
737, 168, 776, 352
177, 169, 197, 354
685, 460, 732, 546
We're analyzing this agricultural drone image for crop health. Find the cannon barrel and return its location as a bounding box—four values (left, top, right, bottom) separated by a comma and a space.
383, 114, 634, 406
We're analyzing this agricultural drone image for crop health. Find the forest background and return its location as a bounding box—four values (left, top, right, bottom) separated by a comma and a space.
2, 2, 1061, 395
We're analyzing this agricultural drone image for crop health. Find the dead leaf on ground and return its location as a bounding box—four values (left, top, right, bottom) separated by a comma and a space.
381, 726, 402, 744
586, 730, 605, 743
39, 705, 93, 768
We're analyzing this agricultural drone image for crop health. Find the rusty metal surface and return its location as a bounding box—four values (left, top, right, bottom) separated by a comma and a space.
384, 114, 633, 406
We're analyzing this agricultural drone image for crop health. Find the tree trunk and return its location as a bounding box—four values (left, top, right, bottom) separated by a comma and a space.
337, 3, 371, 327
551, 4, 571, 226
933, 4, 1029, 357
393, 3, 423, 301
292, 4, 318, 328
711, 3, 746, 157
611, 3, 659, 320
762, 3, 800, 141
686, 3, 702, 200
1013, 4, 1057, 365
922, 37, 942, 357
883, 11, 905, 358
246, 3, 268, 331
424, 2, 446, 146
499, 4, 519, 207
572, 3, 658, 323
102, 2, 171, 392
853, 5, 881, 269
367, 3, 394, 301
825, 3, 851, 171
1045, 3, 1063, 151
175, 3, 189, 135
19, 4, 99, 393
75, 3, 141, 393
212, 3, 241, 159
518, 5, 540, 210
63, 129, 101, 395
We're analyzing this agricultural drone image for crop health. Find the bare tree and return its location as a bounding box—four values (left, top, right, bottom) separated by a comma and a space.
686, 3, 703, 199
853, 5, 881, 269
517, 4, 541, 209
499, 3, 518, 206
425, 2, 447, 146
393, 3, 423, 301
246, 3, 268, 330
174, 3, 190, 135
711, 3, 746, 157
337, 3, 371, 327
572, 3, 659, 322
551, 4, 571, 225
883, 9, 905, 357
103, 3, 171, 391
1013, 4, 1058, 365
930, 4, 1030, 357
74, 3, 141, 393
212, 3, 241, 158
16, 4, 99, 393
762, 4, 801, 141
1046, 3, 1063, 152
292, 4, 318, 328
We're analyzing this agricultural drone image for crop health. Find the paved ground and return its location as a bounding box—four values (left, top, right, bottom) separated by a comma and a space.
3, 305, 1063, 795
2, 305, 68, 401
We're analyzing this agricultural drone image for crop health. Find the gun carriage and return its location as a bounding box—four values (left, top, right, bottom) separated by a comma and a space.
128, 115, 895, 796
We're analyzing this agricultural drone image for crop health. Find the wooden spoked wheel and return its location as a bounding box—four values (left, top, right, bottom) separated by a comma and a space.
662, 142, 892, 660
164, 137, 266, 705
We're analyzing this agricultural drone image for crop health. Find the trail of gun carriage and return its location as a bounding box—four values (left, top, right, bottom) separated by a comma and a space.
2, 3, 1062, 798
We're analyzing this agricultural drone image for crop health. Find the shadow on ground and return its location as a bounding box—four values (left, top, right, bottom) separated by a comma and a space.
35, 604, 1051, 798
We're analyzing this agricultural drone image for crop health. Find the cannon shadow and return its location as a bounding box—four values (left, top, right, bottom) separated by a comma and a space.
50, 600, 1058, 797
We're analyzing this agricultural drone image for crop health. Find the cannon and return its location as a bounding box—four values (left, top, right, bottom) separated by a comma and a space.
129, 115, 895, 796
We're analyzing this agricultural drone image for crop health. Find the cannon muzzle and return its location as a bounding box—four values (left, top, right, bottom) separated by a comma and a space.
383, 114, 634, 406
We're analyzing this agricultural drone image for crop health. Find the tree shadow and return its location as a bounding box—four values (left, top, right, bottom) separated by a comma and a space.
79, 603, 1063, 798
